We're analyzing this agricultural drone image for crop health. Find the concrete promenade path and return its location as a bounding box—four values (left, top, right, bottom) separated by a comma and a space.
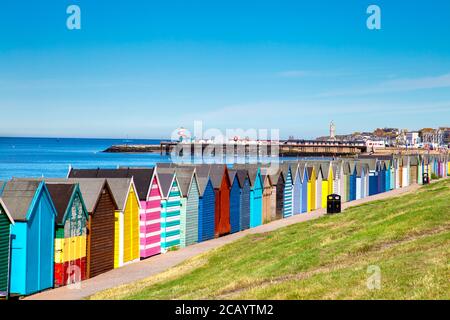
26, 183, 421, 300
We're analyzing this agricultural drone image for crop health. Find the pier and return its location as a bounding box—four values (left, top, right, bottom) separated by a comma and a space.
104, 140, 367, 157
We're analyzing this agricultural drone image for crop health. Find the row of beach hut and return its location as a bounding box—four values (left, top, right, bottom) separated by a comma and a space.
0, 154, 448, 296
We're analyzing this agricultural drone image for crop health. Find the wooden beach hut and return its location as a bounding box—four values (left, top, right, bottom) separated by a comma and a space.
194, 166, 216, 241
157, 168, 182, 252
298, 162, 308, 213
269, 168, 285, 220
228, 169, 241, 234
281, 164, 293, 217
0, 196, 13, 297
209, 164, 231, 237
401, 156, 410, 187
249, 166, 263, 227
312, 163, 324, 208
236, 169, 251, 230
291, 162, 302, 215
46, 183, 89, 287
1, 181, 57, 295
409, 156, 419, 184
362, 159, 379, 196
306, 164, 316, 211
175, 167, 199, 247
73, 179, 117, 279
105, 178, 140, 268
378, 161, 386, 194
350, 162, 358, 201
332, 162, 342, 197
355, 163, 363, 200
261, 170, 275, 224
320, 162, 334, 208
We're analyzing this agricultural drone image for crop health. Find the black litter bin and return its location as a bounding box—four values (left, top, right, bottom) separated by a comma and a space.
327, 194, 341, 214
423, 173, 430, 185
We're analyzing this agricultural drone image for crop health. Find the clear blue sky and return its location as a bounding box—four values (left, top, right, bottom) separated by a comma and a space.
0, 0, 449, 139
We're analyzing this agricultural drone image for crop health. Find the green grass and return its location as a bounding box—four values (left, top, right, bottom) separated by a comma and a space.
91, 180, 450, 300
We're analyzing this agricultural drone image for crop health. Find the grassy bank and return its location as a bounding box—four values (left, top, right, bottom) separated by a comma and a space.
91, 179, 450, 300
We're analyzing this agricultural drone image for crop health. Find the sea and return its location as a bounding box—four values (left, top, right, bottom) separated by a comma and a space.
0, 137, 170, 180
0, 137, 305, 180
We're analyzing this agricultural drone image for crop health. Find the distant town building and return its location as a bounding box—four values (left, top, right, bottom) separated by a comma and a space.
366, 140, 386, 151
406, 131, 420, 147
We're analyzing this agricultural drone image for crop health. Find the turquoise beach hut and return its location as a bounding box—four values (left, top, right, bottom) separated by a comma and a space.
0, 180, 57, 296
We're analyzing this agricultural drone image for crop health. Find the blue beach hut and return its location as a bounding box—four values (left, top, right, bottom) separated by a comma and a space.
228, 169, 241, 234
0, 180, 57, 296
236, 169, 251, 230
194, 166, 216, 242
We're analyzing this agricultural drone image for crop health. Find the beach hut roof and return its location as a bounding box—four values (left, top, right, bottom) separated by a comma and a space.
320, 162, 331, 179
297, 162, 307, 181
208, 164, 228, 189
306, 164, 315, 179
268, 168, 284, 185
156, 167, 178, 198
69, 168, 154, 202
46, 183, 89, 225
235, 169, 250, 188
233, 164, 258, 186
0, 180, 41, 221
174, 167, 197, 197
0, 180, 58, 222
47, 183, 75, 224
228, 169, 238, 187
103, 178, 137, 211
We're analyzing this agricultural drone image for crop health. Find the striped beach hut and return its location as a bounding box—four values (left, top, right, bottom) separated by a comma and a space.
209, 165, 231, 237
0, 196, 13, 297
194, 166, 216, 242
157, 168, 181, 252
306, 164, 316, 211
281, 164, 293, 217
1, 181, 57, 296
175, 167, 200, 247
46, 183, 89, 287
269, 168, 285, 220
